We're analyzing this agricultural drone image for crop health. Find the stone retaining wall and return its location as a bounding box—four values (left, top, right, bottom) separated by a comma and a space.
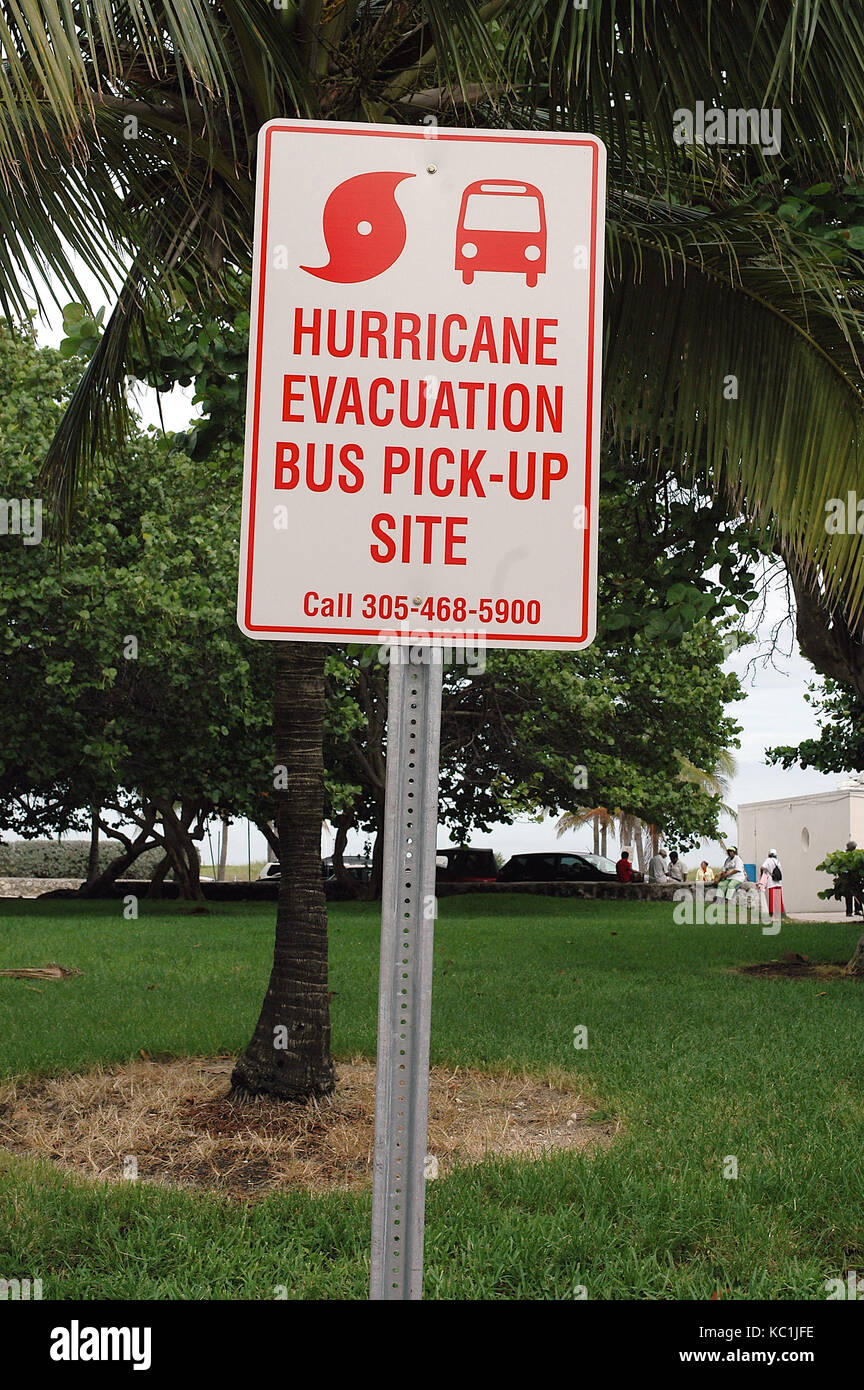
436, 880, 724, 900
14, 877, 733, 903
0, 877, 83, 899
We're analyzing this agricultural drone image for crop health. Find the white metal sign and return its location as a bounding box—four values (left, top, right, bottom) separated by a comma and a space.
237, 119, 605, 651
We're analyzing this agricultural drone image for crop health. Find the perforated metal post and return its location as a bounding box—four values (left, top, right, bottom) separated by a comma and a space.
370, 650, 443, 1300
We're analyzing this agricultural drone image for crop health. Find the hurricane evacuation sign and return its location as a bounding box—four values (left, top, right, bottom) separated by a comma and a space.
237, 119, 605, 650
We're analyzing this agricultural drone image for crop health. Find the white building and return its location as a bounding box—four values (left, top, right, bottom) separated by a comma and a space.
737, 782, 864, 913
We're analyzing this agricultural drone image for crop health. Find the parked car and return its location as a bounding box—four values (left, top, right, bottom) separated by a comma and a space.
497, 851, 619, 883
435, 847, 498, 884
579, 853, 621, 879
257, 858, 372, 884
323, 856, 371, 885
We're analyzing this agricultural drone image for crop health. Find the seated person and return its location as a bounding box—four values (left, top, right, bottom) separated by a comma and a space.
716, 845, 746, 898
647, 850, 668, 883
667, 851, 686, 883
616, 850, 634, 882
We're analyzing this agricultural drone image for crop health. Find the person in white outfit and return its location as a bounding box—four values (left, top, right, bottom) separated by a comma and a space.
647, 850, 668, 883
667, 851, 686, 883
716, 846, 746, 900
758, 848, 781, 886
758, 848, 782, 915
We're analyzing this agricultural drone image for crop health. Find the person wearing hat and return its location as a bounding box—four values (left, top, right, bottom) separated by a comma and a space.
758, 848, 783, 917
647, 848, 669, 883
716, 845, 746, 900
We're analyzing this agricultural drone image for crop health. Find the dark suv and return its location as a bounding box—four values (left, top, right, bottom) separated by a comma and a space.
435, 848, 498, 884
498, 851, 618, 883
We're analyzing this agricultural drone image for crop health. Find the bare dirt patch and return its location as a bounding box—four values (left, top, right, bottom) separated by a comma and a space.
736, 951, 861, 982
0, 1057, 615, 1198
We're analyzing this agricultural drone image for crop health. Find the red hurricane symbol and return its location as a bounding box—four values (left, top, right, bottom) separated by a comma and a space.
301, 171, 415, 283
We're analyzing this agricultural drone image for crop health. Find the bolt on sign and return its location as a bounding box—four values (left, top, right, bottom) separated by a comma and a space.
237, 120, 606, 650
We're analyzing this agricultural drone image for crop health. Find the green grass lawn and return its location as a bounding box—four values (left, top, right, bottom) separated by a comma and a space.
1, 894, 863, 1300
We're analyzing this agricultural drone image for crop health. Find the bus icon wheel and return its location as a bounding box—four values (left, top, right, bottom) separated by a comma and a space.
462, 270, 474, 284
526, 272, 538, 288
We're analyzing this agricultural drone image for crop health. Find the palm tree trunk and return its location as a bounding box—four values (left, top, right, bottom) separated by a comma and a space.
231, 642, 334, 1101
630, 818, 646, 873
593, 815, 600, 855
217, 814, 229, 882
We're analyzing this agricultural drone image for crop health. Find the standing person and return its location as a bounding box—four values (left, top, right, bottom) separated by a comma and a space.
616, 849, 634, 882
843, 840, 863, 918
647, 848, 668, 883
667, 851, 686, 883
716, 845, 746, 900
758, 847, 783, 918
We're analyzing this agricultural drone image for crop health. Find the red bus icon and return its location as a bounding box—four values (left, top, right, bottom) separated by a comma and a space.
455, 180, 547, 286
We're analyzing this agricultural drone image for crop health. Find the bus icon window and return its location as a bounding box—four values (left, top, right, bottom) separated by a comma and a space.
455, 180, 547, 286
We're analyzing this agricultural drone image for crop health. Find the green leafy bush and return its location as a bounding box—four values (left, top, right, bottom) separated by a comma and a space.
0, 840, 168, 879
816, 848, 864, 902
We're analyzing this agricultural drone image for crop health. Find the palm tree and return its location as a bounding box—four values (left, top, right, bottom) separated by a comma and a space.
3, 2, 864, 1098
558, 807, 661, 870
558, 749, 737, 867
230, 641, 334, 1099
0, 0, 514, 1103
557, 805, 616, 857
675, 751, 737, 820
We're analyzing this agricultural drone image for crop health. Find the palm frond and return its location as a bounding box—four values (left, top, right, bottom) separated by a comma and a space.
502, 0, 864, 176
605, 199, 864, 627
2, 0, 864, 631
675, 752, 736, 816
40, 279, 140, 524
557, 805, 607, 835
0, 0, 317, 170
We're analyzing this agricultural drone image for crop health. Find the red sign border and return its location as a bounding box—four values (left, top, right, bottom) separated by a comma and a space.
242, 123, 602, 646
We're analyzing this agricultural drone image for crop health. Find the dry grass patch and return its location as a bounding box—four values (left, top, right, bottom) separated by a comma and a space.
0, 1056, 616, 1198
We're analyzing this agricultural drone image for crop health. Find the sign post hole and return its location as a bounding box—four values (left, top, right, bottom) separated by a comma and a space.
237, 117, 605, 1303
